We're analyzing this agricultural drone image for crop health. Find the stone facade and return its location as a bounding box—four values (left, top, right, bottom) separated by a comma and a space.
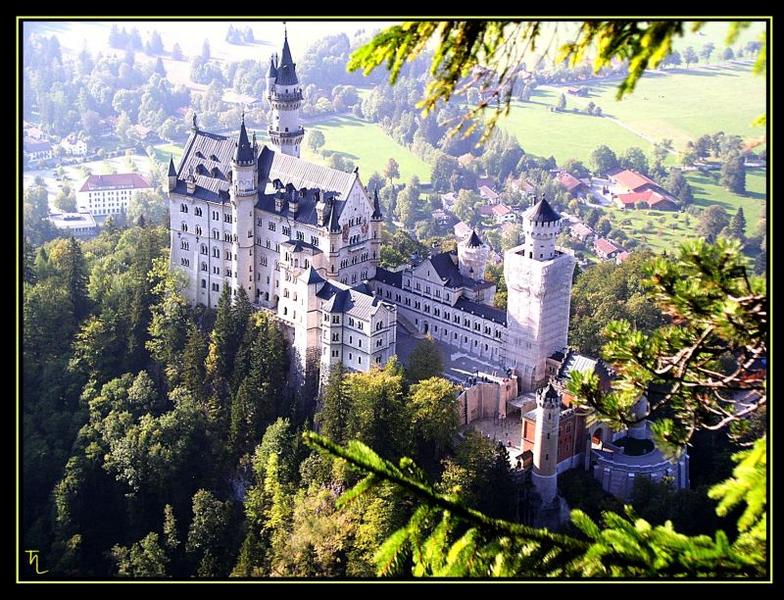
168, 34, 395, 380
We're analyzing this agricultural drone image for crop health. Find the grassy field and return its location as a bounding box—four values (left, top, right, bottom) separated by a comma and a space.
500, 62, 765, 166
501, 90, 655, 165
300, 115, 432, 183
602, 169, 766, 253
555, 64, 766, 151
152, 143, 185, 164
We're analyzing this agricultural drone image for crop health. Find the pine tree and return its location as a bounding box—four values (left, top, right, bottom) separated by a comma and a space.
182, 323, 209, 403
728, 206, 746, 241
317, 362, 350, 444
206, 286, 234, 383
405, 336, 444, 383
59, 237, 90, 324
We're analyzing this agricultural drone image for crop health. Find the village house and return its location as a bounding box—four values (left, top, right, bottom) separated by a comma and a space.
557, 170, 590, 198
594, 237, 622, 260
610, 169, 679, 211
569, 222, 595, 243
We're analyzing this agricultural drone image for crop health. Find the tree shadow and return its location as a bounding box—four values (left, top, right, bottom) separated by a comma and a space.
745, 191, 766, 201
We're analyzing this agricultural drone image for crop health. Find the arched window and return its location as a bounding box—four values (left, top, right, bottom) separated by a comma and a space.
181, 222, 188, 232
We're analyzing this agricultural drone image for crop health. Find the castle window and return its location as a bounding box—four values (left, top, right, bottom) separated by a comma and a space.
212, 211, 219, 220
282, 225, 291, 236
201, 279, 206, 288
181, 222, 188, 232
296, 231, 304, 241
269, 222, 276, 231
212, 283, 219, 291
195, 207, 202, 216
180, 258, 190, 267
201, 262, 207, 271
196, 226, 202, 236
332, 333, 339, 341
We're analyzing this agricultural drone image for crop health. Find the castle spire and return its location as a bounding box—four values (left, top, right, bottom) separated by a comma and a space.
371, 187, 383, 220
234, 115, 254, 165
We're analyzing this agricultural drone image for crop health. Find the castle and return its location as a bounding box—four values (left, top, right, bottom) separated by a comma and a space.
168, 31, 574, 393
167, 31, 687, 502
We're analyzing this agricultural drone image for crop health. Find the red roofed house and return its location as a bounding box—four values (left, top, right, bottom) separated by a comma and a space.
77, 173, 153, 216
557, 170, 589, 197
490, 203, 516, 223
569, 222, 595, 243
479, 185, 500, 203
615, 251, 631, 264
594, 237, 621, 260
610, 169, 679, 211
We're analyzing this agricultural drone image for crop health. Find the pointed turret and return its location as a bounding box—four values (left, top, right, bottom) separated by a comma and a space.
167, 155, 177, 192
371, 187, 383, 220
467, 230, 482, 248
234, 113, 255, 166
329, 198, 341, 232
267, 55, 278, 79
277, 32, 299, 85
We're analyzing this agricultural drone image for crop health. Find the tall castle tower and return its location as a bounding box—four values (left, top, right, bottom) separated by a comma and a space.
266, 29, 304, 157
230, 114, 258, 299
532, 380, 561, 504
503, 196, 576, 391
369, 187, 383, 276
457, 230, 489, 280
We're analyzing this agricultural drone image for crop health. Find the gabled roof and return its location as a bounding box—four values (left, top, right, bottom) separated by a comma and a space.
594, 238, 620, 255
373, 267, 403, 287
610, 169, 658, 191
524, 197, 561, 223
301, 266, 325, 285
557, 171, 586, 193
78, 173, 151, 192
317, 280, 386, 320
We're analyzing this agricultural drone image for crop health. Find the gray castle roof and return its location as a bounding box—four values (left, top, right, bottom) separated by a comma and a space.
275, 35, 299, 85
467, 230, 482, 247
234, 116, 254, 165
172, 127, 359, 230
267, 55, 278, 78
317, 280, 385, 320
168, 156, 177, 176
525, 197, 561, 223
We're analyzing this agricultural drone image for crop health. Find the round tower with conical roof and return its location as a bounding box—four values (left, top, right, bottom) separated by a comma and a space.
522, 193, 561, 261
231, 114, 258, 300
457, 230, 489, 280
267, 28, 304, 158
532, 380, 561, 504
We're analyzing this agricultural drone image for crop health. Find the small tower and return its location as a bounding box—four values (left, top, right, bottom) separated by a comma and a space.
521, 194, 561, 261
167, 155, 177, 193
230, 113, 258, 300
369, 187, 383, 276
457, 230, 489, 280
267, 28, 304, 158
266, 54, 278, 99
532, 380, 561, 505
